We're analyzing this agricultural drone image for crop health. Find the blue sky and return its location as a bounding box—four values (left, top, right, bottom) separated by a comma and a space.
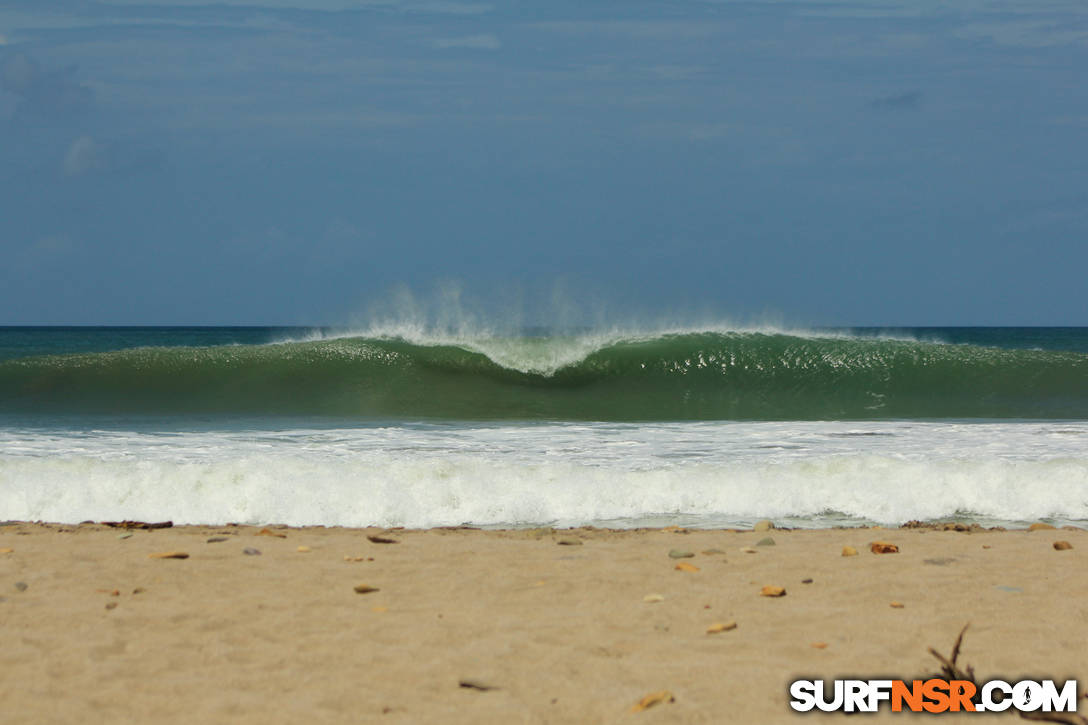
1, 0, 1086, 326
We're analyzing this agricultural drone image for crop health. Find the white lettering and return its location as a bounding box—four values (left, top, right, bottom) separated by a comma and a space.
816, 680, 844, 712
1014, 680, 1044, 712
789, 680, 817, 712
982, 680, 1013, 712
1041, 680, 1078, 713
867, 680, 893, 711
843, 681, 868, 712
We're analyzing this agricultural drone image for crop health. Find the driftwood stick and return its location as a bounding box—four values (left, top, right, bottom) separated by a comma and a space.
927, 625, 1087, 725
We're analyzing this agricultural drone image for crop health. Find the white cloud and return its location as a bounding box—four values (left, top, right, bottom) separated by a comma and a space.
63, 136, 106, 177
433, 34, 500, 50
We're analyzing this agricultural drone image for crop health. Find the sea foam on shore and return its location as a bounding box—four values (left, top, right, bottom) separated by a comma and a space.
3, 421, 1087, 529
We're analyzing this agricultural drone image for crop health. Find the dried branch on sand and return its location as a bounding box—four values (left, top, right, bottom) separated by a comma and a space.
929, 625, 1087, 725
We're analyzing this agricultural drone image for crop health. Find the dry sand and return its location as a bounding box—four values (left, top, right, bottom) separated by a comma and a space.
1, 521, 1086, 723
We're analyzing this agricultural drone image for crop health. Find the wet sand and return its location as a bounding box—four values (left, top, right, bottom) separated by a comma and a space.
1, 522, 1085, 723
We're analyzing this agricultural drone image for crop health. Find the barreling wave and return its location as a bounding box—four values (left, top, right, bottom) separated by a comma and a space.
1, 331, 1086, 420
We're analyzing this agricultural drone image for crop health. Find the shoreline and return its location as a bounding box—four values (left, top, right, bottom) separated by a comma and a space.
3, 521, 1086, 722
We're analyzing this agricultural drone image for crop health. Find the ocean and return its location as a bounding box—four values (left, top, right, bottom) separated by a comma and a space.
1, 325, 1086, 529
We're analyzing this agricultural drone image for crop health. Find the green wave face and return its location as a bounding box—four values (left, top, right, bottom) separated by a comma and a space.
1, 332, 1086, 420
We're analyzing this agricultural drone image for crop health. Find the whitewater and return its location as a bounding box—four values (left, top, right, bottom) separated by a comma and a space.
2, 421, 1087, 529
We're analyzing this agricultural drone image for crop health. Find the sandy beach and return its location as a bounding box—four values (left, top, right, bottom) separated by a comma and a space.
1, 521, 1085, 723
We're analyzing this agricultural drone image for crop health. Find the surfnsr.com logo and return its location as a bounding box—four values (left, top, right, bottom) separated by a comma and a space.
789, 678, 1080, 714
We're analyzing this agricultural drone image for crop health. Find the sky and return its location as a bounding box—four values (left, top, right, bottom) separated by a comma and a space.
1, 0, 1087, 327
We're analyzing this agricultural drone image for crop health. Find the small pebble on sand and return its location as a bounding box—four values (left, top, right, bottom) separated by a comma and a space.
842, 546, 858, 557
760, 585, 786, 597
870, 542, 899, 554
1053, 541, 1073, 551
643, 594, 665, 603
675, 562, 700, 572
755, 537, 775, 547
706, 621, 737, 634
630, 690, 675, 713
890, 601, 905, 608
668, 549, 694, 559
243, 547, 261, 556
354, 584, 380, 594
148, 551, 189, 559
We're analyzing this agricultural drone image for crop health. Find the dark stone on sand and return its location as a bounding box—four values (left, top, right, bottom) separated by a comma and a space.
923, 557, 957, 565
755, 537, 776, 546
801, 578, 813, 584
102, 520, 173, 530
459, 678, 498, 691
206, 537, 230, 543
243, 547, 262, 556
15, 581, 28, 592
668, 549, 695, 559
556, 538, 583, 546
